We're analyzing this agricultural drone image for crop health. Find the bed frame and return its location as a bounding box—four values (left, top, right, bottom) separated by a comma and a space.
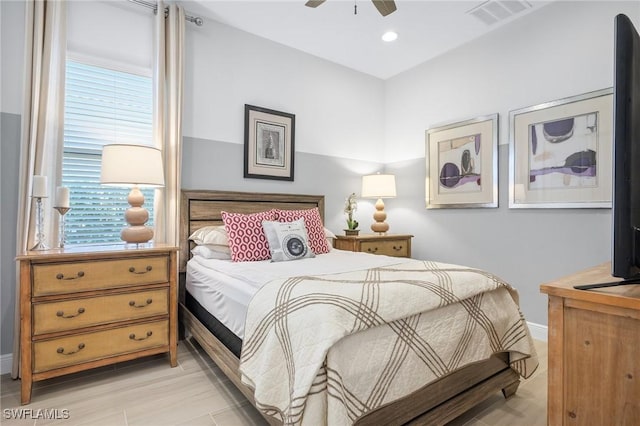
179, 189, 521, 425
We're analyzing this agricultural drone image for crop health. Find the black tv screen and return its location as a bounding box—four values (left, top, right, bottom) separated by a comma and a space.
612, 14, 640, 280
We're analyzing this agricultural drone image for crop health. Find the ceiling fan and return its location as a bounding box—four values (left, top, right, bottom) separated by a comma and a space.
305, 0, 397, 17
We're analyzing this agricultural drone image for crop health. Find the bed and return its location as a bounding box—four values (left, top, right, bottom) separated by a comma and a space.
178, 189, 538, 425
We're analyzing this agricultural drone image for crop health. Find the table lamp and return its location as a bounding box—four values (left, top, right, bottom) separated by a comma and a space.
361, 173, 396, 234
100, 144, 164, 244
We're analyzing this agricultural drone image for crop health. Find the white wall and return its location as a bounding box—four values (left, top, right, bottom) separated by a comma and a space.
385, 1, 640, 160
1, 0, 25, 114
181, 15, 388, 235
183, 17, 386, 161
382, 1, 640, 326
67, 0, 153, 72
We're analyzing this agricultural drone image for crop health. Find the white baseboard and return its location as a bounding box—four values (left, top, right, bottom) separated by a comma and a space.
1, 353, 13, 376
527, 321, 548, 342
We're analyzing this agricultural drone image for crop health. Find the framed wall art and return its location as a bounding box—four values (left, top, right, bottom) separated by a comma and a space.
244, 104, 295, 181
426, 113, 498, 208
508, 88, 613, 208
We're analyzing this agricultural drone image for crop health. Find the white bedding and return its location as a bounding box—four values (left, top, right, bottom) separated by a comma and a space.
186, 249, 403, 338
240, 259, 539, 424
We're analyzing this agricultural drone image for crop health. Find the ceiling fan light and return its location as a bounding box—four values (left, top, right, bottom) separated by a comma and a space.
382, 31, 398, 42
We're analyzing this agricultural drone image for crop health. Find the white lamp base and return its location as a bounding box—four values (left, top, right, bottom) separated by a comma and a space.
121, 226, 154, 244
121, 186, 154, 244
370, 198, 389, 234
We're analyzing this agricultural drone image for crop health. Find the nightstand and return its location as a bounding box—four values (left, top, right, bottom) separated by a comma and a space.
334, 234, 413, 258
17, 244, 178, 405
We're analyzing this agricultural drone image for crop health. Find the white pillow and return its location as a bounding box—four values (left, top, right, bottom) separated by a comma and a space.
262, 219, 315, 262
191, 245, 232, 260
324, 227, 337, 239
324, 227, 336, 251
188, 225, 231, 254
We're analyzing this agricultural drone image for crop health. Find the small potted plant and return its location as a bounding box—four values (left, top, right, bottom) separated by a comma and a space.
344, 192, 359, 236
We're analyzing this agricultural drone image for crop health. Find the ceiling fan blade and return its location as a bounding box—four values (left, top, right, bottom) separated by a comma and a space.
372, 0, 397, 16
305, 0, 326, 8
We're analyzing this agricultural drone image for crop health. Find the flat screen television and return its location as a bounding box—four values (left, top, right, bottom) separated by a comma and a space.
575, 14, 640, 290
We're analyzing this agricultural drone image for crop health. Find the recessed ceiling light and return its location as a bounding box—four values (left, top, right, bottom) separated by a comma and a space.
382, 31, 398, 42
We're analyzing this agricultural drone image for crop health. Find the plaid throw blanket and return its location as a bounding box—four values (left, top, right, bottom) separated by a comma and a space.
239, 260, 538, 425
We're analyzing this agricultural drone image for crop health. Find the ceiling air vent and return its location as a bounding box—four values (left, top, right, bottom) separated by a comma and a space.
467, 1, 533, 26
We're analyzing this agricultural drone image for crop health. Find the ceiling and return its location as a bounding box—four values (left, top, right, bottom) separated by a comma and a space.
185, 0, 551, 80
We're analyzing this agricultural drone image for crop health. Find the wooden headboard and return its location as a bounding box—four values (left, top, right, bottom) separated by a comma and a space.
179, 190, 325, 272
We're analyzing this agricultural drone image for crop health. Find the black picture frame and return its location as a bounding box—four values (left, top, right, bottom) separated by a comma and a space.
244, 104, 295, 181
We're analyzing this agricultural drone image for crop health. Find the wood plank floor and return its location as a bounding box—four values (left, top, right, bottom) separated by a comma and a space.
1, 338, 546, 425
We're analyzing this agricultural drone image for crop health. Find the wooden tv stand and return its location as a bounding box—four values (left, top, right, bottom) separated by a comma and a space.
540, 262, 640, 425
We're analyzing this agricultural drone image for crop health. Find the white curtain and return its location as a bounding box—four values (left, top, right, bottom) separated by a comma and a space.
153, 2, 184, 246
13, 0, 67, 379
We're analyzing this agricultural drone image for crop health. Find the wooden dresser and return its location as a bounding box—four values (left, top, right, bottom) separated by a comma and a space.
540, 263, 640, 425
334, 234, 413, 258
17, 244, 178, 405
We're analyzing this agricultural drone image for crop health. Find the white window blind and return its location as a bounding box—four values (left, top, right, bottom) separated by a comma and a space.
62, 60, 155, 245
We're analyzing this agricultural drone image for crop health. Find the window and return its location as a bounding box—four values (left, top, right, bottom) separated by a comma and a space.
62, 60, 154, 245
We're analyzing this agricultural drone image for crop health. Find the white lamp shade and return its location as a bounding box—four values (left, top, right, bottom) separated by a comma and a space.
361, 174, 396, 198
101, 144, 165, 187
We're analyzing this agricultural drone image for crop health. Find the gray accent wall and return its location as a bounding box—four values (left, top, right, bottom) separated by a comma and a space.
183, 138, 612, 326
384, 146, 611, 326
182, 136, 384, 233
1, 113, 21, 356
1, 0, 25, 364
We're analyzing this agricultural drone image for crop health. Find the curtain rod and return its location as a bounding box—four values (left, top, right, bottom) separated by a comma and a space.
128, 0, 204, 26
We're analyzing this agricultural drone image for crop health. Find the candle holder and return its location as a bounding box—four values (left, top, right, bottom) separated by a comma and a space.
54, 206, 71, 248
30, 196, 49, 251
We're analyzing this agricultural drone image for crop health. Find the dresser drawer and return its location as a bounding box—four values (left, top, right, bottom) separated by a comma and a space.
33, 289, 169, 335
33, 320, 169, 373
360, 240, 409, 257
32, 256, 169, 296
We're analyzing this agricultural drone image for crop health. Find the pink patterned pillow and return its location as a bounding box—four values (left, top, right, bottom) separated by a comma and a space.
221, 210, 276, 262
275, 208, 330, 254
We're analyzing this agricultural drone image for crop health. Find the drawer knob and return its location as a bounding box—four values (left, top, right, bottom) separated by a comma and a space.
56, 343, 85, 355
367, 247, 378, 253
56, 307, 85, 318
392, 245, 403, 251
55, 271, 85, 280
129, 331, 153, 341
129, 265, 153, 274
128, 298, 153, 308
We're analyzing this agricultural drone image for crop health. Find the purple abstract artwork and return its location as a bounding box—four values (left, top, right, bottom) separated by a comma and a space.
438, 134, 482, 194
528, 112, 598, 189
